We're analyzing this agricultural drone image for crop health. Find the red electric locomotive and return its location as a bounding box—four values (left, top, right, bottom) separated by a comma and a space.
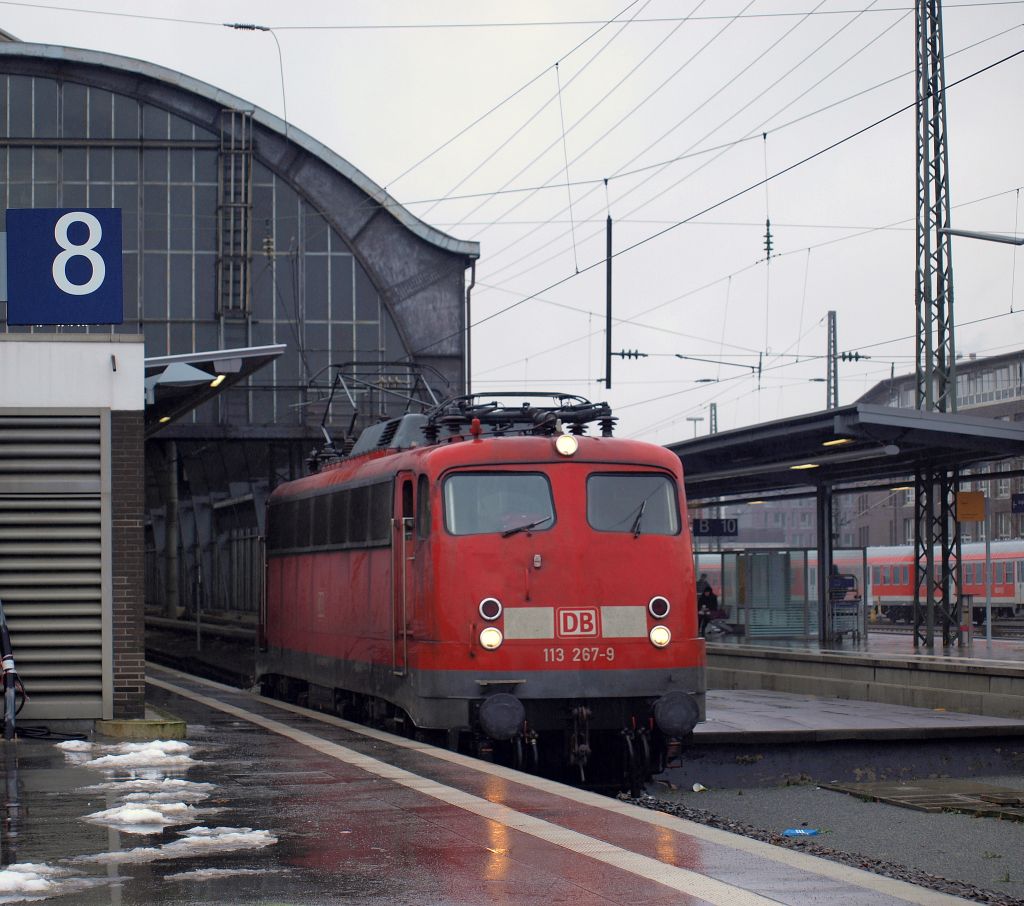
258, 393, 705, 784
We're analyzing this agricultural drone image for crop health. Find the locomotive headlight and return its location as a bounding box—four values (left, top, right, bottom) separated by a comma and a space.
648, 596, 671, 619
649, 625, 671, 648
554, 434, 579, 457
479, 597, 503, 621
479, 627, 504, 650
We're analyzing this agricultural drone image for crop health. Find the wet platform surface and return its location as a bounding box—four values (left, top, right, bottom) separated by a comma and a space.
0, 665, 982, 905
697, 688, 1024, 742
711, 628, 1024, 666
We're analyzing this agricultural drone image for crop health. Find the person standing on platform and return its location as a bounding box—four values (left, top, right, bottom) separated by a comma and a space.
698, 585, 717, 635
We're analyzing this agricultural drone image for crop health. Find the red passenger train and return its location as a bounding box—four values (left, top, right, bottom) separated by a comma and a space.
257, 394, 705, 783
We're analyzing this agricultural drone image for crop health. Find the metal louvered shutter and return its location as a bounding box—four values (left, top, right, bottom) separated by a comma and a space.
0, 413, 109, 720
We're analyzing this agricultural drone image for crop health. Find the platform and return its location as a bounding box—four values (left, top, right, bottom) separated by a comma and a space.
707, 629, 1024, 720
0, 665, 983, 905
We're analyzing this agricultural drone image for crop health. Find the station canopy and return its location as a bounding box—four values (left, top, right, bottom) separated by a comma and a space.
144, 345, 285, 438
667, 403, 1024, 504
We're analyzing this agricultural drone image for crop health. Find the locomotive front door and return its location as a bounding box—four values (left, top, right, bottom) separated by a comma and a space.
391, 472, 417, 675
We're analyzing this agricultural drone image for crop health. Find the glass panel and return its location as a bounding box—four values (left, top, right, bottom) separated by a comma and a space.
115, 183, 139, 249
195, 184, 217, 250
327, 490, 348, 544
142, 104, 168, 139
416, 474, 430, 539
142, 253, 167, 319
169, 185, 193, 250
143, 183, 168, 246
304, 210, 328, 252
88, 88, 112, 138
88, 183, 113, 207
368, 482, 392, 542
143, 148, 168, 182
34, 77, 58, 138
169, 322, 193, 352
169, 254, 193, 317
587, 473, 679, 535
114, 93, 139, 139
33, 183, 57, 207
35, 148, 58, 182
356, 323, 379, 360
0, 76, 8, 137
8, 76, 31, 135
354, 264, 378, 321
195, 150, 217, 184
169, 149, 192, 183
62, 146, 87, 182
62, 82, 87, 136
169, 113, 193, 141
330, 254, 354, 321
444, 473, 554, 536
114, 148, 139, 182
305, 255, 328, 320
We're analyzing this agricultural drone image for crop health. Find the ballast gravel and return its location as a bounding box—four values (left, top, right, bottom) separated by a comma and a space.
629, 777, 1024, 905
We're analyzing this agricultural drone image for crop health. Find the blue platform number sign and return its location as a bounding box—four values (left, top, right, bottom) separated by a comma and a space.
5, 208, 123, 325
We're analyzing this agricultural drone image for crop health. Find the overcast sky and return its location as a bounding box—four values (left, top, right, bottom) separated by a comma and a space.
3, 0, 1022, 442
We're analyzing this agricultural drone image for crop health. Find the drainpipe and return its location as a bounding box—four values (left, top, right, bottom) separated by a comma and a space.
465, 260, 476, 396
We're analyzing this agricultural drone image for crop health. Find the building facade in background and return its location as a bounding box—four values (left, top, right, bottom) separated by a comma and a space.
0, 41, 478, 616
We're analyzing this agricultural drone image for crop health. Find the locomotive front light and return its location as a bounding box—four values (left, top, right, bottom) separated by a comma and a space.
648, 595, 671, 619
479, 627, 504, 650
649, 625, 672, 648
479, 597, 503, 621
554, 434, 579, 457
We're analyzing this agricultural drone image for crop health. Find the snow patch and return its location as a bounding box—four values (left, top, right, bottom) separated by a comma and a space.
0, 863, 102, 904
84, 801, 199, 833
80, 827, 277, 865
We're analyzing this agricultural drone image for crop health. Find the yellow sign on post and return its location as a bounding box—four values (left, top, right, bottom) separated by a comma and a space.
957, 491, 986, 522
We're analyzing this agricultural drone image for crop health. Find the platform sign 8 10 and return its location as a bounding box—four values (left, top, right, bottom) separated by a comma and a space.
5, 208, 123, 325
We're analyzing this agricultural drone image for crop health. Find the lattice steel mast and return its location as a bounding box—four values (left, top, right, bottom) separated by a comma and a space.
914, 0, 961, 647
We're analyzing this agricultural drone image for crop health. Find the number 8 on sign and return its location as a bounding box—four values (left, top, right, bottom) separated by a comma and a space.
5, 207, 122, 325
52, 211, 105, 296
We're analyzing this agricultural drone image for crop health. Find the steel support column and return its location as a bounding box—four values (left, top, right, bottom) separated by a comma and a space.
816, 483, 834, 645
914, 0, 961, 647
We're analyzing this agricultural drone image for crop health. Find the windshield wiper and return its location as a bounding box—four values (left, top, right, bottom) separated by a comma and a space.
630, 500, 647, 538
501, 515, 552, 538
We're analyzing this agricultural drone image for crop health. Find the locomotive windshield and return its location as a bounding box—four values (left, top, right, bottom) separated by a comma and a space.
587, 473, 680, 536
443, 473, 555, 536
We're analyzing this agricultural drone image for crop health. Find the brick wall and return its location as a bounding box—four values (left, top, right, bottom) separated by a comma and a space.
110, 410, 145, 719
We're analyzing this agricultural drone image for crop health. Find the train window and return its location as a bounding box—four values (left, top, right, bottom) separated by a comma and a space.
443, 472, 554, 536
312, 494, 331, 548
587, 473, 680, 535
996, 562, 1004, 584
871, 566, 880, 585
294, 498, 313, 550
329, 489, 350, 545
1018, 560, 1024, 582
368, 482, 392, 543
401, 480, 414, 521
350, 485, 370, 544
902, 565, 909, 585
416, 474, 431, 539
881, 566, 889, 585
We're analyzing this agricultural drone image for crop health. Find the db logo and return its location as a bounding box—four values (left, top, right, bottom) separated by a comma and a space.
557, 608, 599, 638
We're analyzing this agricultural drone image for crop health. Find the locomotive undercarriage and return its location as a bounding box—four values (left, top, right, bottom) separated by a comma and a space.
260, 667, 688, 794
